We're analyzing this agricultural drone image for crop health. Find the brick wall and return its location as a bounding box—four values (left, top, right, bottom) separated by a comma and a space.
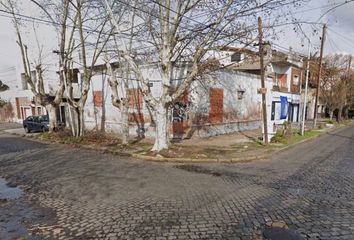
128, 112, 144, 123
128, 89, 143, 109
15, 98, 20, 119
209, 88, 223, 124
127, 88, 144, 124
291, 68, 302, 93
278, 74, 288, 91
15, 97, 31, 119
93, 91, 103, 107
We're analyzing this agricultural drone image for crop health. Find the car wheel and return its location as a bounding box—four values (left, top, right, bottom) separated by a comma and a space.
24, 126, 30, 133
41, 126, 46, 132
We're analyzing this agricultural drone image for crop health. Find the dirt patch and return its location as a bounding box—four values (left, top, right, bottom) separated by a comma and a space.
34, 129, 273, 161
39, 130, 122, 146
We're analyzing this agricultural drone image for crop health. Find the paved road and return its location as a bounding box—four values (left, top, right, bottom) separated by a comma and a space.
0, 124, 353, 239
0, 122, 22, 131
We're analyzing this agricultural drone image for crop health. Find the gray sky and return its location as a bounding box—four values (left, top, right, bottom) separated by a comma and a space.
274, 0, 354, 56
0, 0, 354, 73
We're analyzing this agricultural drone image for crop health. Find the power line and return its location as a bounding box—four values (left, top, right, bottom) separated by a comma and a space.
1, 0, 339, 68
327, 27, 354, 50
317, 0, 354, 21
1, 1, 325, 53
114, 0, 324, 56
327, 34, 341, 53
0, 8, 143, 42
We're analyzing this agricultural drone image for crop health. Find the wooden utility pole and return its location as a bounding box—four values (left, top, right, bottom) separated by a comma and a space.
347, 56, 352, 78
313, 24, 326, 128
258, 17, 269, 144
344, 55, 352, 119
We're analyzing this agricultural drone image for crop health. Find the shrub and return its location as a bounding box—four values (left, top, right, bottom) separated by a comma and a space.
325, 119, 334, 124
271, 131, 287, 144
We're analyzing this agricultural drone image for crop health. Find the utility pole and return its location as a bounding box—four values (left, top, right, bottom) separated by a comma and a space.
313, 24, 326, 128
258, 17, 269, 144
301, 40, 311, 136
347, 55, 352, 80
344, 55, 352, 119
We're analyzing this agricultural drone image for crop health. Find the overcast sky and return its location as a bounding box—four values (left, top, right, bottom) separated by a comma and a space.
0, 0, 354, 74
274, 0, 354, 56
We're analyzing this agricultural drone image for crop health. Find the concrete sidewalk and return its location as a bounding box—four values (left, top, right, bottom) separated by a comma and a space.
3, 128, 27, 135
0, 122, 22, 131
1, 120, 353, 164
0, 122, 41, 137
176, 128, 261, 147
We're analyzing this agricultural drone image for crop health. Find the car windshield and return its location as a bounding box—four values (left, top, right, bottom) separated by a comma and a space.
38, 115, 49, 122
32, 116, 39, 122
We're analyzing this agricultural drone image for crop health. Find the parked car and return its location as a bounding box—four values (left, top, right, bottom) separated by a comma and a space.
23, 115, 50, 133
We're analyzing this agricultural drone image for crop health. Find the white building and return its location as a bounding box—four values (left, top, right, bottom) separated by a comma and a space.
1, 44, 304, 142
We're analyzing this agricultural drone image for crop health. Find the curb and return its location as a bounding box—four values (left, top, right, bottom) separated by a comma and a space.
131, 153, 219, 163
270, 123, 354, 154
2, 121, 353, 164
130, 123, 353, 163
131, 152, 270, 164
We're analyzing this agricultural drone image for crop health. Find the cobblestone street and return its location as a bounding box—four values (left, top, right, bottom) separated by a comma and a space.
0, 125, 353, 239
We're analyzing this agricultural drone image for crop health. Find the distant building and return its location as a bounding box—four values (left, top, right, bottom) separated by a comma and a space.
228, 44, 304, 140
0, 66, 47, 122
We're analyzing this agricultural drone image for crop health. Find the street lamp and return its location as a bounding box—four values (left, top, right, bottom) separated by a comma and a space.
301, 40, 311, 136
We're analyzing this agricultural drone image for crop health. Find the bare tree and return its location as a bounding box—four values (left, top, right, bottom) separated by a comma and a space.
341, 55, 353, 120
104, 3, 139, 145
348, 69, 354, 115
0, 80, 9, 92
1, 0, 65, 131
49, 0, 114, 137
0, 80, 9, 108
320, 54, 349, 120
103, 0, 304, 151
105, 59, 130, 144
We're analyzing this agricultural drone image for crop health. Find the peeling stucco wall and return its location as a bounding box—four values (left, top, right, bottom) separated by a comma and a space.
187, 70, 267, 138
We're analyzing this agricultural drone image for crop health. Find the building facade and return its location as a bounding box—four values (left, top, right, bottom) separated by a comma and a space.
1, 45, 305, 142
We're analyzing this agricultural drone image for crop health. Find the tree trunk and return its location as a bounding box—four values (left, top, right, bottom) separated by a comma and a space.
75, 108, 80, 137
67, 104, 76, 137
121, 103, 129, 145
329, 110, 334, 120
101, 77, 106, 133
152, 103, 170, 152
344, 107, 349, 119
101, 105, 106, 133
78, 106, 85, 137
45, 104, 58, 132
338, 104, 343, 122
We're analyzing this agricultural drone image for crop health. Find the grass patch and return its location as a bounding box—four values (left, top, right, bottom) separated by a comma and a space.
270, 131, 288, 144
339, 119, 354, 126
325, 119, 335, 124
230, 141, 265, 151
271, 129, 323, 145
